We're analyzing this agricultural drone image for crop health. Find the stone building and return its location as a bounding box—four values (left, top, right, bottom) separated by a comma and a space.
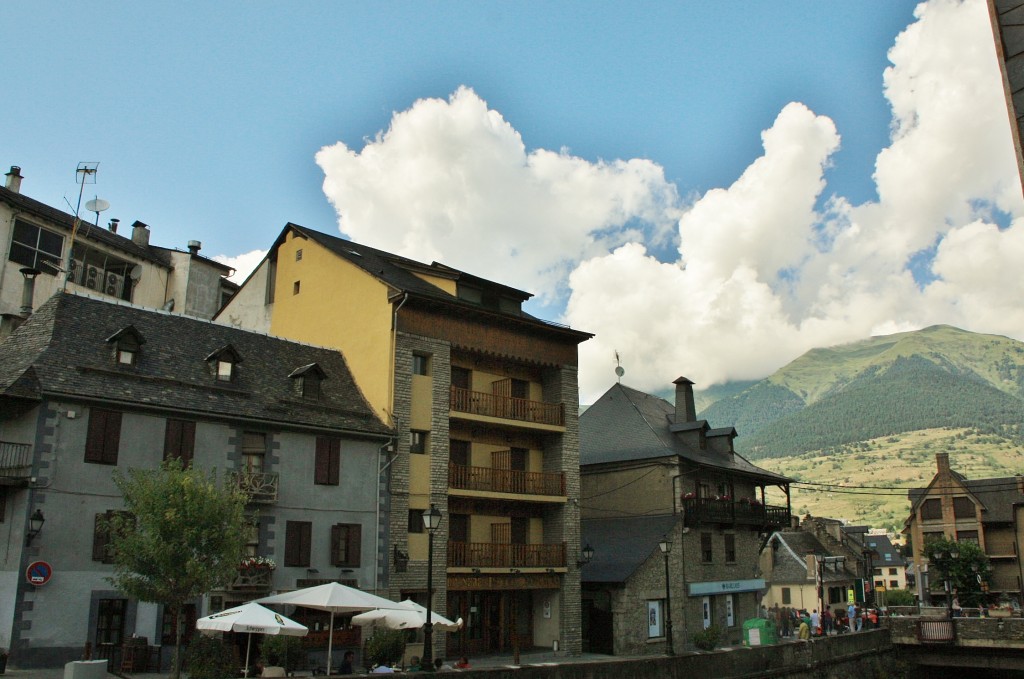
580, 378, 791, 652
0, 293, 391, 667
904, 452, 1024, 605
1, 166, 236, 338
217, 224, 592, 657
758, 531, 857, 614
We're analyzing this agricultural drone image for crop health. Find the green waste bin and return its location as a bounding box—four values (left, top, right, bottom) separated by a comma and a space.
743, 618, 778, 646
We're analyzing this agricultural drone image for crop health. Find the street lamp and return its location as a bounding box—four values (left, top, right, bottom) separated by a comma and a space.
421, 504, 442, 670
25, 509, 45, 546
659, 536, 674, 656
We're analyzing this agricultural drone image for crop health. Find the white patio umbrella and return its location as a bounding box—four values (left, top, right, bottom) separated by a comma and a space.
257, 583, 403, 673
351, 599, 463, 632
196, 602, 307, 678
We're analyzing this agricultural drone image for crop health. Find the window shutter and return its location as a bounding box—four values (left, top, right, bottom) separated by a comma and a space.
180, 420, 196, 466
164, 420, 181, 461
286, 521, 312, 567
347, 524, 361, 566
92, 512, 108, 561
331, 524, 342, 566
103, 411, 122, 464
315, 438, 330, 485
85, 410, 108, 462
300, 522, 311, 566
328, 439, 340, 485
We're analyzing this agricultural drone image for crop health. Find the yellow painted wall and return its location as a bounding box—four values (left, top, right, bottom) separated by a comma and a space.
530, 517, 543, 543
409, 453, 431, 503
269, 231, 394, 421
469, 368, 542, 401
410, 271, 456, 295
409, 533, 428, 561
469, 442, 537, 473
410, 374, 432, 429
470, 515, 508, 543
533, 593, 560, 646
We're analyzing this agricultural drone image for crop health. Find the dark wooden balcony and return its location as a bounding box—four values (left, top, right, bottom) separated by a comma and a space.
681, 497, 789, 529
229, 469, 279, 504
449, 463, 565, 497
0, 441, 32, 486
450, 386, 564, 427
227, 568, 273, 592
448, 541, 566, 568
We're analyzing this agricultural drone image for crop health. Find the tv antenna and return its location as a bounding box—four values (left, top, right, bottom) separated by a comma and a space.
62, 162, 100, 291
614, 350, 625, 382
85, 197, 110, 227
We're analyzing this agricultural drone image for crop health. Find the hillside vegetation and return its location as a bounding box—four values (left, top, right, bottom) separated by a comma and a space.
697, 325, 1024, 460
759, 427, 1024, 532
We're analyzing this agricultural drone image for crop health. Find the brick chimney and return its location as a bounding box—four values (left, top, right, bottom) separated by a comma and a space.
674, 376, 697, 423
131, 220, 150, 247
5, 166, 23, 193
936, 452, 950, 474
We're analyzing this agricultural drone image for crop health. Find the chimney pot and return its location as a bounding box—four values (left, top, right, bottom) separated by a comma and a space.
187, 240, 201, 255
5, 166, 24, 193
108, 218, 120, 233
19, 267, 40, 316
131, 220, 150, 247
674, 376, 697, 423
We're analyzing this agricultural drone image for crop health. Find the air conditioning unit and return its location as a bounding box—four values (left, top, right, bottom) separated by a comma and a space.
105, 272, 123, 297
85, 266, 100, 289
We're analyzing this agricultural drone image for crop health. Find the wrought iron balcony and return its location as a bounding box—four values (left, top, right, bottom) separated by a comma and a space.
448, 463, 565, 497
227, 568, 273, 591
450, 386, 564, 427
0, 441, 32, 485
681, 496, 789, 529
448, 541, 566, 569
229, 469, 279, 504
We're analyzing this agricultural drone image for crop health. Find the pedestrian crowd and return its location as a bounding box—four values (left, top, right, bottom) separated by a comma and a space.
768, 602, 882, 638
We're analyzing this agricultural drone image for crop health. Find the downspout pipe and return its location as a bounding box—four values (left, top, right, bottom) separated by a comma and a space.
374, 435, 397, 595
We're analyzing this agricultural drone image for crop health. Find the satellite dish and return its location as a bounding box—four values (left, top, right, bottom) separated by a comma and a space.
85, 198, 110, 213
615, 366, 625, 378
129, 264, 143, 281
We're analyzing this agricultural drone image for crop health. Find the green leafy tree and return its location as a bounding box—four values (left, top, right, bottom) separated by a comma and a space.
107, 460, 250, 679
922, 537, 992, 608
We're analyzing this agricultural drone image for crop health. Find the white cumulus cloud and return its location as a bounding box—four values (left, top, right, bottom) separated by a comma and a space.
299, 0, 1021, 405
214, 249, 267, 283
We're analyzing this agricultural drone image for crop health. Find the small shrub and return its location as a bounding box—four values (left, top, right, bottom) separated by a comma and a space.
363, 628, 405, 669
692, 625, 720, 651
884, 588, 917, 607
260, 634, 305, 672
184, 634, 237, 679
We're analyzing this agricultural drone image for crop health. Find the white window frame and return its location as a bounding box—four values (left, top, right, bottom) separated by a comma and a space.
647, 599, 664, 638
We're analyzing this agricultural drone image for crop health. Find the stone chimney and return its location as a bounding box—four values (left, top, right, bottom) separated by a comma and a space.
5, 166, 23, 193
674, 376, 697, 423
936, 452, 950, 474
1017, 475, 1023, 495
805, 552, 817, 580
188, 240, 202, 255
131, 220, 150, 247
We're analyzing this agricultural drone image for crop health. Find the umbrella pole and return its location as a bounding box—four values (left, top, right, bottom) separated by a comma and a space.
327, 611, 335, 675
245, 632, 253, 678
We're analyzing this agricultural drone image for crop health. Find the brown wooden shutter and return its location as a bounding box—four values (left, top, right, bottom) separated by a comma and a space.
299, 522, 311, 566
85, 410, 108, 463
328, 439, 340, 485
286, 521, 312, 567
315, 438, 330, 485
330, 524, 342, 566
164, 420, 181, 461
180, 421, 195, 466
103, 411, 122, 464
92, 512, 109, 561
347, 524, 361, 566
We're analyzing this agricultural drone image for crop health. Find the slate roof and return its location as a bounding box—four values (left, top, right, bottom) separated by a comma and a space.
0, 293, 391, 436
580, 382, 789, 483
768, 531, 855, 584
263, 224, 592, 343
1, 185, 170, 267
581, 514, 681, 583
909, 474, 1024, 524
860, 533, 904, 566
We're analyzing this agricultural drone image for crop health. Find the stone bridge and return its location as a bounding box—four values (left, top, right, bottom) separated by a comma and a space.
888, 615, 1024, 673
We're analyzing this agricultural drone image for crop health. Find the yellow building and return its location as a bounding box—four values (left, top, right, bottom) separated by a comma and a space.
218, 223, 592, 657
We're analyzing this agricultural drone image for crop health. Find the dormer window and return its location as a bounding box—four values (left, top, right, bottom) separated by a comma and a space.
105, 325, 146, 367
289, 363, 327, 400
206, 345, 242, 383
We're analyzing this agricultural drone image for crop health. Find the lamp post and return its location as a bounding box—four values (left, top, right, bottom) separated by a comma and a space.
862, 549, 874, 608
25, 509, 45, 546
422, 504, 442, 670
659, 536, 674, 656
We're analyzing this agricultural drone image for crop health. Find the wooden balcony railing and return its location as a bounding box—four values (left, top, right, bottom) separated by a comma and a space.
448, 541, 566, 568
450, 386, 564, 427
0, 441, 32, 483
681, 497, 789, 529
448, 463, 565, 497
229, 469, 279, 504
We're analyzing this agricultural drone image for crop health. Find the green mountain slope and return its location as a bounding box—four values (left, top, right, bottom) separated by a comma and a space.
696, 325, 1024, 460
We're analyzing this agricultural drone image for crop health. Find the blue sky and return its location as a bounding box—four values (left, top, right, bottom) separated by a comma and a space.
5, 1, 1021, 401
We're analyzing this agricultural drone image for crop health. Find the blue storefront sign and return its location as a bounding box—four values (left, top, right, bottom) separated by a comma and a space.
688, 578, 765, 596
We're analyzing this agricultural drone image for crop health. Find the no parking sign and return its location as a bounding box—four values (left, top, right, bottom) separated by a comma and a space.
26, 561, 53, 586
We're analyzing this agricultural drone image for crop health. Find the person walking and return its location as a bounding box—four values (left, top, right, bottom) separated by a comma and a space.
781, 606, 792, 638
847, 602, 857, 632
810, 609, 820, 635
822, 605, 833, 636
